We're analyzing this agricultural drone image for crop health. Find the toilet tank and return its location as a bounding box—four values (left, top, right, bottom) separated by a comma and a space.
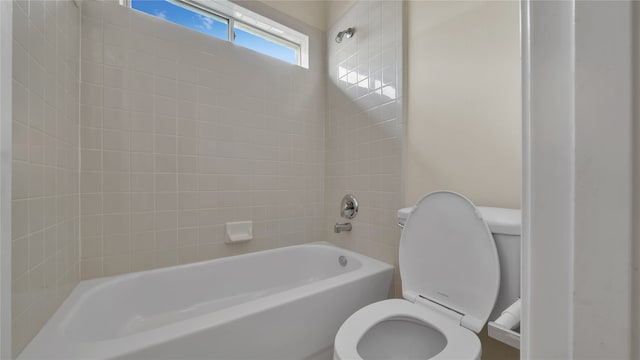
397, 206, 521, 321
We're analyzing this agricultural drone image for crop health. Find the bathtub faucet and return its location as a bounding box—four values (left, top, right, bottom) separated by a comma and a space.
334, 223, 352, 233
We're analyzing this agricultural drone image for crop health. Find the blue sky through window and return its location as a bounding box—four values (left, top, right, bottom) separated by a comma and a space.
234, 26, 297, 65
131, 0, 298, 65
132, 0, 227, 41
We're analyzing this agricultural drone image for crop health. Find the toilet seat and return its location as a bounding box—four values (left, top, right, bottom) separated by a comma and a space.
399, 191, 500, 332
334, 299, 481, 360
334, 191, 500, 360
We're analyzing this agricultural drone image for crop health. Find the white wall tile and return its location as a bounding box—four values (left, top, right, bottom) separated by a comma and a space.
11, 0, 81, 355
325, 0, 403, 293
78, 0, 325, 280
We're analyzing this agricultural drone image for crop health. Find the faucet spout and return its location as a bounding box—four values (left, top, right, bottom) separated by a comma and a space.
334, 223, 352, 233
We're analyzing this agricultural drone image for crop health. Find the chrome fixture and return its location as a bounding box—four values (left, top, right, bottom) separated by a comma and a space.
334, 223, 352, 233
340, 194, 359, 219
338, 255, 348, 267
335, 27, 355, 43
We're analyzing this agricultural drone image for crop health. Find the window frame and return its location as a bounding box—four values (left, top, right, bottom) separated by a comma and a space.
233, 20, 301, 66
124, 0, 309, 68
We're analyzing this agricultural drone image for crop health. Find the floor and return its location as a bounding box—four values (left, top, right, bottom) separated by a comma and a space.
305, 347, 334, 360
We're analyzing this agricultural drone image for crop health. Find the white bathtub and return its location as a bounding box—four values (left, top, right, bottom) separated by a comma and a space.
18, 242, 394, 360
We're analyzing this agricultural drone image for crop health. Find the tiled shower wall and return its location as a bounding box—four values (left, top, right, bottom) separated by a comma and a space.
79, 1, 326, 279
325, 0, 404, 294
11, 0, 81, 355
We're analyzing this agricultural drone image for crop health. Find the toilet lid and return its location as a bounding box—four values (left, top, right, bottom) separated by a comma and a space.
399, 191, 500, 333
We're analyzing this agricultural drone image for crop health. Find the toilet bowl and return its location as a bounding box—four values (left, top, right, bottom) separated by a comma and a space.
334, 191, 500, 360
334, 299, 482, 360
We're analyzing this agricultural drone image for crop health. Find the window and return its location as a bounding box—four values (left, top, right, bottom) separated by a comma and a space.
128, 0, 309, 68
131, 0, 228, 41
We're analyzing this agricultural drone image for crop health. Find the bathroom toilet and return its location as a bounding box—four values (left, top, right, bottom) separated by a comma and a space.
334, 191, 514, 360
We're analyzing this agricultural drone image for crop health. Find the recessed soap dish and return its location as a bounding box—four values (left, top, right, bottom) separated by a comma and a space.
225, 221, 253, 243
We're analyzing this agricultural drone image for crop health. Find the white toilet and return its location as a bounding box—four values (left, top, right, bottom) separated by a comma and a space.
333, 191, 521, 360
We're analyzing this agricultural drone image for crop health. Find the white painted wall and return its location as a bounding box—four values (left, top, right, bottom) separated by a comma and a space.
326, 0, 354, 29
522, 0, 635, 358
256, 0, 355, 31
405, 0, 521, 209
256, 0, 327, 30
